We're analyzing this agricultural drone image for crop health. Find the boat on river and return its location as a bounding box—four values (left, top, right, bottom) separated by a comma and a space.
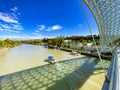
71, 51, 79, 56
44, 56, 56, 64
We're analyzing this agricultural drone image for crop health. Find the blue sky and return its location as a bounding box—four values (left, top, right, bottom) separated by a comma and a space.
0, 0, 98, 40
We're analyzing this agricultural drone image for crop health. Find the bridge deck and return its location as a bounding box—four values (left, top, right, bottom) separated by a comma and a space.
0, 57, 109, 90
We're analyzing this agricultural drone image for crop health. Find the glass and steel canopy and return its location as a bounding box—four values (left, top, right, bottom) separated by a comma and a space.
83, 0, 120, 51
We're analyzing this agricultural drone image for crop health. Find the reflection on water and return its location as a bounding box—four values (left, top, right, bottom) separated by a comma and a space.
0, 44, 83, 76
0, 57, 110, 90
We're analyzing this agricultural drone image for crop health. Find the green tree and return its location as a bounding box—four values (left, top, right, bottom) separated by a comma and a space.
82, 41, 87, 46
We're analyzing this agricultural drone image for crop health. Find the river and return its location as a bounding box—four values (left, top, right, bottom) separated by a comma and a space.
0, 44, 110, 90
0, 44, 84, 76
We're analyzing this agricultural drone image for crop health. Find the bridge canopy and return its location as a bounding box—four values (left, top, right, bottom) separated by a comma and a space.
83, 0, 120, 52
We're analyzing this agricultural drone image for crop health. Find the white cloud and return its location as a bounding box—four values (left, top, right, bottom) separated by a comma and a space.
0, 7, 23, 33
32, 32, 38, 35
51, 25, 62, 30
0, 23, 23, 33
6, 30, 20, 33
78, 24, 82, 27
1, 24, 9, 29
46, 25, 62, 31
0, 35, 54, 40
11, 23, 23, 30
0, 12, 18, 23
32, 34, 53, 39
38, 25, 46, 30
11, 7, 18, 12
34, 25, 46, 33
0, 36, 20, 40
32, 24, 62, 36
37, 24, 62, 31
35, 30, 39, 32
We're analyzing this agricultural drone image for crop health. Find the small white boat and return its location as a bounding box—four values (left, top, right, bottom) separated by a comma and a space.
45, 59, 56, 64
71, 51, 78, 55
44, 56, 56, 64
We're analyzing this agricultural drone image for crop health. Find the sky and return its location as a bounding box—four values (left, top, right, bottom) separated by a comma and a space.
0, 0, 98, 40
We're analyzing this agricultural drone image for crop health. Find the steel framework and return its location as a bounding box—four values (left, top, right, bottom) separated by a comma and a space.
83, 0, 120, 51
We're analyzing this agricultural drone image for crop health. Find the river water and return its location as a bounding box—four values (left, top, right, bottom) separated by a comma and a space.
0, 44, 84, 76
0, 44, 110, 90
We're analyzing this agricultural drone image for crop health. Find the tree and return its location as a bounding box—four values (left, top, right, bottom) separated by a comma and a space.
48, 39, 53, 45
82, 41, 87, 46
57, 38, 64, 47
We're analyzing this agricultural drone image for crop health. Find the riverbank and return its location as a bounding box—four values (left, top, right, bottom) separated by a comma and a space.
60, 47, 111, 60
0, 47, 9, 55
46, 45, 112, 60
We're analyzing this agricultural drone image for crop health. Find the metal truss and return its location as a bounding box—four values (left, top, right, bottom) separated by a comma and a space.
83, 0, 120, 51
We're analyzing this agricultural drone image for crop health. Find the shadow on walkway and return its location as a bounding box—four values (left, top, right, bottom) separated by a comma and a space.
0, 57, 109, 90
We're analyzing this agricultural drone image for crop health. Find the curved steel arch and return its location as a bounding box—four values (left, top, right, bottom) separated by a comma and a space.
83, 0, 120, 51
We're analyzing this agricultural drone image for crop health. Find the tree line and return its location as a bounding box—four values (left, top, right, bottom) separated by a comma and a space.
42, 35, 100, 46
0, 39, 21, 48
21, 39, 42, 45
0, 35, 100, 48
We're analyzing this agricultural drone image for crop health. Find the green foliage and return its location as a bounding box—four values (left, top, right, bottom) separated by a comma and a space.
45, 34, 100, 48
48, 39, 53, 45
47, 38, 64, 47
42, 38, 48, 43
0, 39, 22, 48
21, 39, 42, 45
65, 35, 99, 44
82, 41, 87, 46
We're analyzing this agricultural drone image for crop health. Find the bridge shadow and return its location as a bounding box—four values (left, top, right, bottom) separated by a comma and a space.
0, 57, 109, 90
47, 57, 108, 90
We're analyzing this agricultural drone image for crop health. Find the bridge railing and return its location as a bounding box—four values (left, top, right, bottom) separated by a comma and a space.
102, 47, 119, 90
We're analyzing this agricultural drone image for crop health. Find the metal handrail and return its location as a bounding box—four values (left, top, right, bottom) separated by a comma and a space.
102, 47, 119, 90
